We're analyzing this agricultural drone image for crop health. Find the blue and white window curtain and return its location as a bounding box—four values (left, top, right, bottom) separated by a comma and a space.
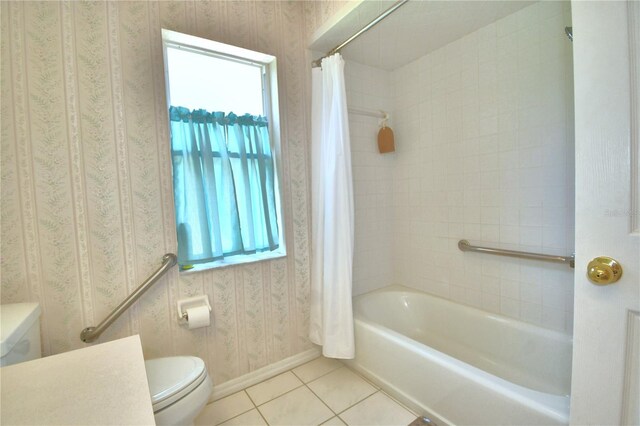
169, 106, 279, 267
309, 54, 355, 359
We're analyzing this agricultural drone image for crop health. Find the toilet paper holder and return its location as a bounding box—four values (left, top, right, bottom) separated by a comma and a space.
177, 296, 212, 321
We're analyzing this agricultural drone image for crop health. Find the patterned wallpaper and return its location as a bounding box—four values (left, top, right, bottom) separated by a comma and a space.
302, 0, 351, 42
0, 0, 343, 385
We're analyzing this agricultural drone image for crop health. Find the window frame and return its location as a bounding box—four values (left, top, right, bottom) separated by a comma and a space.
161, 29, 286, 273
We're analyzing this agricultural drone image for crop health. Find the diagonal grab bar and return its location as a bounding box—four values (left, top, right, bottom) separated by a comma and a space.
458, 240, 575, 268
80, 253, 177, 343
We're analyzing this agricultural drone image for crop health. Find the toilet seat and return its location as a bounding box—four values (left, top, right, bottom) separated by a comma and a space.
145, 356, 208, 412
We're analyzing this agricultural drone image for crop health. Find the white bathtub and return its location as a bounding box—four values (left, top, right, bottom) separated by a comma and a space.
344, 285, 572, 425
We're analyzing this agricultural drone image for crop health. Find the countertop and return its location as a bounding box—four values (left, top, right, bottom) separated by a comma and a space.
0, 335, 155, 425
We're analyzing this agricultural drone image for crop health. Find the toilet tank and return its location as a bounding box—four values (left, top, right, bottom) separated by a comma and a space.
0, 303, 42, 367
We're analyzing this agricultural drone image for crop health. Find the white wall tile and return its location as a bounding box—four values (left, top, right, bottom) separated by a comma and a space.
520, 302, 542, 325
345, 60, 394, 296
482, 292, 501, 312
384, 3, 574, 333
342, 3, 575, 334
542, 305, 566, 331
501, 297, 520, 318
501, 279, 520, 299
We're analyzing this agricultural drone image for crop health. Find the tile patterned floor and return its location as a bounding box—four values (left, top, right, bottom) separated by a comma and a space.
195, 357, 418, 426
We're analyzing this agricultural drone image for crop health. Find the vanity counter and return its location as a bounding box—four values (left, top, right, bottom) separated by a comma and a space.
0, 334, 155, 425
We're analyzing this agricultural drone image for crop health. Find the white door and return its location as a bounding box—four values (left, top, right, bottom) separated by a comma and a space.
571, 1, 640, 425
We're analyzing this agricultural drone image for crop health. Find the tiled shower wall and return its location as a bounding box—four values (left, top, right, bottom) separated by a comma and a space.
391, 1, 575, 333
0, 0, 346, 385
344, 61, 394, 296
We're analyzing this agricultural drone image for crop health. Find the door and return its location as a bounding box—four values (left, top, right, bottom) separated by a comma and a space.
571, 1, 640, 425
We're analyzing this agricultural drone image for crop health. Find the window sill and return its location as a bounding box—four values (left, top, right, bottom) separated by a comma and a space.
178, 248, 287, 275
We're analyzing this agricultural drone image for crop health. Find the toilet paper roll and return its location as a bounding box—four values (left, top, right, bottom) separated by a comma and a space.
185, 305, 210, 329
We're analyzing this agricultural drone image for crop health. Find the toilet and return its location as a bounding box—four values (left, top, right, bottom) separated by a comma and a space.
1, 303, 212, 426
145, 356, 213, 425
0, 303, 42, 367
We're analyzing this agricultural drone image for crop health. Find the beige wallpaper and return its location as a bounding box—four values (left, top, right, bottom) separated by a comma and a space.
0, 0, 345, 385
302, 0, 351, 42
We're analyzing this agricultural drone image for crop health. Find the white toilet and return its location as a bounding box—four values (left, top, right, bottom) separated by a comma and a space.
0, 303, 42, 367
1, 303, 212, 426
145, 356, 213, 425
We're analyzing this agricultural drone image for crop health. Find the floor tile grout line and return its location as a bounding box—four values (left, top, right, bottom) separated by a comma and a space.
235, 357, 344, 408
340, 364, 381, 390
333, 389, 381, 418
217, 406, 271, 426
206, 358, 414, 426
343, 389, 420, 425
243, 387, 259, 407
257, 386, 414, 426
305, 380, 379, 419
213, 390, 256, 426
249, 365, 351, 425
254, 381, 335, 426
210, 389, 272, 426
211, 357, 342, 406
303, 381, 339, 418
243, 370, 303, 402
235, 368, 308, 408
305, 364, 349, 386
291, 360, 347, 385
215, 357, 317, 405
255, 405, 270, 426
377, 388, 419, 417
320, 364, 416, 418
215, 408, 255, 426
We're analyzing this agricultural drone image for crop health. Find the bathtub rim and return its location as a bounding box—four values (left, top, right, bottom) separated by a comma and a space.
354, 284, 574, 344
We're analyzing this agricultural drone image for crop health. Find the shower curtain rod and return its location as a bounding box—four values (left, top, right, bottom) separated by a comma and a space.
312, 0, 410, 68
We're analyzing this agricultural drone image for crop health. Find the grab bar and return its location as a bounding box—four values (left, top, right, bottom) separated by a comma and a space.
80, 253, 177, 343
458, 240, 575, 268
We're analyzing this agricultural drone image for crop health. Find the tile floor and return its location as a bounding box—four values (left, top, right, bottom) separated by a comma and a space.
195, 357, 418, 426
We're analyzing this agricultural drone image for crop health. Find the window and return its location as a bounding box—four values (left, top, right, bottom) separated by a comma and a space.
162, 29, 284, 271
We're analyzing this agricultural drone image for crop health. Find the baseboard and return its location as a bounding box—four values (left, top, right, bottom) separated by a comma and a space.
210, 347, 321, 402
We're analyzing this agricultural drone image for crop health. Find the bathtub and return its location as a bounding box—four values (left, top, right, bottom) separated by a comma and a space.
344, 285, 571, 425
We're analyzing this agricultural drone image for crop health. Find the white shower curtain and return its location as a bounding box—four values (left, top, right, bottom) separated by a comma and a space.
309, 53, 355, 359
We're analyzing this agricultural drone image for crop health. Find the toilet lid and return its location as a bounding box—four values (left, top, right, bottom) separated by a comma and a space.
145, 356, 207, 410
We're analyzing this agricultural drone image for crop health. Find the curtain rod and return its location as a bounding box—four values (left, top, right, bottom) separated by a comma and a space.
312, 0, 410, 68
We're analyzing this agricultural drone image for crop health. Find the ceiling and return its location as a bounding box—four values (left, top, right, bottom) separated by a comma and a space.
309, 0, 536, 71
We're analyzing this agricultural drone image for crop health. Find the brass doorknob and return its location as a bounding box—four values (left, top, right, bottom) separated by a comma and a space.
587, 256, 623, 285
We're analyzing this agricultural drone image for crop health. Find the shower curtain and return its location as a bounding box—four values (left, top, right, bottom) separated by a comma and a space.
309, 53, 355, 359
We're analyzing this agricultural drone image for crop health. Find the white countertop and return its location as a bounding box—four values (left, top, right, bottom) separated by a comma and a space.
0, 335, 155, 425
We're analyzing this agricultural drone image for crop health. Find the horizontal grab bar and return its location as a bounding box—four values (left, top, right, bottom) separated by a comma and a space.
458, 240, 575, 268
80, 253, 177, 343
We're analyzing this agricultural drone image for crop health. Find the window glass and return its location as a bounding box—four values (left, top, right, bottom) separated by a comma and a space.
162, 30, 284, 271
165, 46, 264, 116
